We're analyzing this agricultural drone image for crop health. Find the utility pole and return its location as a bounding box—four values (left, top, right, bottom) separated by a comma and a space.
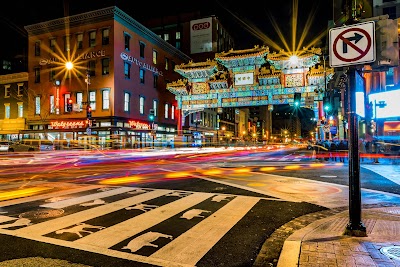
343, 0, 367, 237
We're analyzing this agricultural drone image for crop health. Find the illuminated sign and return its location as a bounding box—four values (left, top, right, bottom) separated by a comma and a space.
39, 50, 106, 65
50, 120, 86, 128
234, 73, 254, 86
128, 120, 150, 130
368, 89, 400, 119
120, 53, 163, 76
190, 17, 212, 54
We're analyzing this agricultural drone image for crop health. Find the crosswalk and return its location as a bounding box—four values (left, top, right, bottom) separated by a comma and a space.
0, 185, 267, 267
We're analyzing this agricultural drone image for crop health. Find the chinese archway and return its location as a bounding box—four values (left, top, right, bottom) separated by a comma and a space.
166, 46, 334, 138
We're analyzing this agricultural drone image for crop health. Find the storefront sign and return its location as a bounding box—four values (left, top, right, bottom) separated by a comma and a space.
50, 120, 86, 128
128, 120, 150, 130
120, 52, 163, 76
39, 50, 106, 65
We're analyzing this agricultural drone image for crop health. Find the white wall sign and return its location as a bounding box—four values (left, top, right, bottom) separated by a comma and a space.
190, 17, 213, 54
234, 73, 254, 86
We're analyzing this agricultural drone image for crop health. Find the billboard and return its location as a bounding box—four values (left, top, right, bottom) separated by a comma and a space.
368, 89, 400, 119
190, 17, 213, 54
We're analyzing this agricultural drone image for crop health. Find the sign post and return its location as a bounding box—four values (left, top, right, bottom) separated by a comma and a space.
330, 16, 368, 237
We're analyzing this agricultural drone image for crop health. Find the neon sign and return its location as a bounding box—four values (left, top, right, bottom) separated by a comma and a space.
50, 120, 86, 128
39, 50, 106, 65
120, 52, 163, 76
128, 120, 150, 129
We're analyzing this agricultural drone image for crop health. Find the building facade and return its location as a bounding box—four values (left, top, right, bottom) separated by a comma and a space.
22, 6, 190, 148
0, 72, 28, 140
142, 12, 238, 146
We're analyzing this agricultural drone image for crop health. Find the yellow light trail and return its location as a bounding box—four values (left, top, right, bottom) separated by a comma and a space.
0, 187, 53, 201
99, 176, 142, 185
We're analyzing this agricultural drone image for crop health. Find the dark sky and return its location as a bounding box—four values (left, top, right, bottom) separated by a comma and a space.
0, 0, 333, 57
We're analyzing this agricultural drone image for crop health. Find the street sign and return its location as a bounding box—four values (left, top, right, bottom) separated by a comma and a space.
329, 21, 375, 67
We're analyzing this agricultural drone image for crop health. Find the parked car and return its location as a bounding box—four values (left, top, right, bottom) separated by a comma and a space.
9, 139, 54, 152
0, 141, 12, 152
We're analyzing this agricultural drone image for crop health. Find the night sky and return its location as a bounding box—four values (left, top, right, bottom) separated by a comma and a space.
0, 0, 333, 57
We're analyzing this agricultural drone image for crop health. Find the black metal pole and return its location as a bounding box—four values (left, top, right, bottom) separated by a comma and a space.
344, 67, 366, 236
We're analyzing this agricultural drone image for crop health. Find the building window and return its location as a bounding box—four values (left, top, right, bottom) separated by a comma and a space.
102, 28, 110, 45
165, 57, 169, 71
164, 33, 169, 41
171, 105, 175, 120
176, 41, 181, 50
35, 96, 41, 115
49, 68, 56, 82
89, 91, 96, 110
124, 32, 131, 51
76, 33, 83, 49
176, 31, 181, 40
164, 103, 169, 119
124, 62, 131, 79
124, 92, 130, 112
17, 83, 23, 96
17, 102, 23, 118
152, 50, 157, 64
102, 89, 110, 110
76, 92, 83, 110
153, 100, 157, 117
2, 60, 11, 71
140, 69, 145, 84
102, 58, 110, 75
64, 94, 71, 113
139, 96, 144, 114
89, 31, 96, 47
34, 67, 40, 83
4, 104, 10, 119
49, 38, 56, 52
4, 85, 10, 98
383, 6, 397, 19
34, 41, 40, 56
139, 42, 146, 58
88, 60, 96, 77
64, 35, 70, 51
153, 74, 158, 88
50, 95, 55, 114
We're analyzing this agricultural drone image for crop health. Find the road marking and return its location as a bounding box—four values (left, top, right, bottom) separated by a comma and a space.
150, 196, 259, 265
15, 189, 172, 236
74, 192, 213, 247
41, 186, 136, 209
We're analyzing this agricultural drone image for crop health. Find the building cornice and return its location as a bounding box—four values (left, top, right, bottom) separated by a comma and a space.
24, 6, 191, 62
0, 72, 28, 84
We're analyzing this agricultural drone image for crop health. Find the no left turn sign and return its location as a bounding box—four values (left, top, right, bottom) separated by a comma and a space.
329, 21, 375, 67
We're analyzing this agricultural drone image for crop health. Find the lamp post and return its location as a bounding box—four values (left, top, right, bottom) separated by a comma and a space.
85, 69, 92, 136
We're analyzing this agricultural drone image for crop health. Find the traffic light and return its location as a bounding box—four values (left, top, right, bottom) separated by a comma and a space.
293, 92, 301, 107
374, 18, 399, 67
67, 98, 73, 112
148, 109, 155, 121
87, 106, 92, 119
323, 96, 331, 112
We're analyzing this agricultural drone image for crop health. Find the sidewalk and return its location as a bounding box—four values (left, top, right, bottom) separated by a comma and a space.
275, 161, 400, 267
